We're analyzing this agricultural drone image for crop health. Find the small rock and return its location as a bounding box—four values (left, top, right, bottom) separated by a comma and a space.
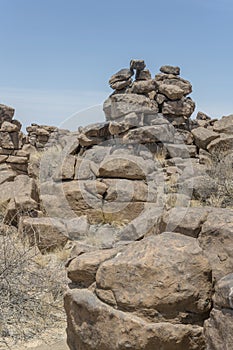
160, 65, 180, 75
159, 84, 185, 100
136, 69, 152, 80
130, 59, 146, 72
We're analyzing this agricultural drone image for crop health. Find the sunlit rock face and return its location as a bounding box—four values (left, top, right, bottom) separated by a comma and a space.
1, 59, 233, 349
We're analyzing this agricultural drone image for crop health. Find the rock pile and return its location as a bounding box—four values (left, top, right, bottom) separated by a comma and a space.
106, 59, 195, 129
0, 104, 27, 174
1, 60, 233, 349
26, 123, 70, 150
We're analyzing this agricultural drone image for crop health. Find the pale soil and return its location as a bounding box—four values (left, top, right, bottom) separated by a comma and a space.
1, 326, 69, 350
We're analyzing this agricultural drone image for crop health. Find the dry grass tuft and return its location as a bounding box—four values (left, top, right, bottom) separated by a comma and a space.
0, 217, 69, 349
206, 152, 233, 208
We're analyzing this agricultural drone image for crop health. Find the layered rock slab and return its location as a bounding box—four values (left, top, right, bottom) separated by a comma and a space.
95, 232, 212, 323
64, 289, 206, 350
103, 94, 159, 120
204, 273, 233, 349
198, 208, 233, 281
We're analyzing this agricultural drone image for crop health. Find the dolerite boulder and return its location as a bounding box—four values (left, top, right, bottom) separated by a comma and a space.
130, 59, 146, 79
162, 98, 195, 118
213, 114, 233, 134
158, 84, 185, 100
160, 65, 181, 75
207, 134, 233, 155
65, 289, 206, 350
0, 103, 15, 123
65, 232, 211, 350
129, 79, 158, 94
204, 274, 233, 349
19, 217, 68, 252
109, 68, 133, 90
1, 121, 20, 132
191, 127, 220, 150
156, 76, 192, 96
198, 208, 233, 281
103, 93, 159, 120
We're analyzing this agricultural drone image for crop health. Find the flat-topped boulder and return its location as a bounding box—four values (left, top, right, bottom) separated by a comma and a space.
109, 68, 133, 90
103, 94, 159, 120
191, 127, 220, 150
160, 65, 180, 75
65, 288, 206, 350
213, 114, 233, 134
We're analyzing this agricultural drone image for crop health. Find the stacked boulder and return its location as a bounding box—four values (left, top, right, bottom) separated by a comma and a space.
0, 104, 27, 174
1, 61, 233, 349
26, 123, 70, 150
105, 59, 195, 129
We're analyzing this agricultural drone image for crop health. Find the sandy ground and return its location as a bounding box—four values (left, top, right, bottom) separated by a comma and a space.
33, 339, 69, 350
1, 328, 69, 350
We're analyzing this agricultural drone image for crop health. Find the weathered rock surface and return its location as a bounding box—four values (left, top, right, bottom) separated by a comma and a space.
162, 98, 195, 118
0, 103, 15, 122
1, 61, 233, 350
67, 247, 120, 286
213, 114, 233, 134
191, 127, 220, 150
213, 273, 233, 309
207, 134, 233, 154
19, 217, 68, 252
96, 232, 212, 322
1, 120, 20, 132
64, 289, 206, 350
159, 84, 184, 100
109, 69, 133, 90
123, 124, 175, 143
130, 59, 146, 72
160, 65, 180, 75
204, 273, 233, 349
130, 79, 157, 94
103, 94, 159, 120
156, 77, 192, 96
159, 207, 209, 238
204, 308, 233, 350
99, 155, 153, 179
198, 208, 233, 281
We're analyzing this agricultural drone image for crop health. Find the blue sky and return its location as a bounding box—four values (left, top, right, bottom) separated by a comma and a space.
0, 0, 233, 129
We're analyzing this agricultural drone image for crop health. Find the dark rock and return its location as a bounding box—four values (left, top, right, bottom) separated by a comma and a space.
160, 65, 180, 75
109, 68, 133, 84
130, 59, 146, 71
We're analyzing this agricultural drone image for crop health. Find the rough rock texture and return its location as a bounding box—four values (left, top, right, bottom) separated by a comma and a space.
191, 127, 220, 150
160, 65, 180, 75
198, 208, 233, 281
1, 60, 233, 349
204, 274, 233, 349
19, 217, 68, 252
162, 98, 195, 118
95, 232, 212, 321
213, 114, 233, 134
65, 289, 206, 350
104, 60, 195, 129
103, 94, 159, 120
159, 84, 185, 100
64, 232, 211, 350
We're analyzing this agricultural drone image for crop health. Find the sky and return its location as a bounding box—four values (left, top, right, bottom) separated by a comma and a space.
0, 0, 233, 130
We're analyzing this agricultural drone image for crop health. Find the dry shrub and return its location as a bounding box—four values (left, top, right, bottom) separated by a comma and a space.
0, 215, 69, 349
206, 151, 233, 208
